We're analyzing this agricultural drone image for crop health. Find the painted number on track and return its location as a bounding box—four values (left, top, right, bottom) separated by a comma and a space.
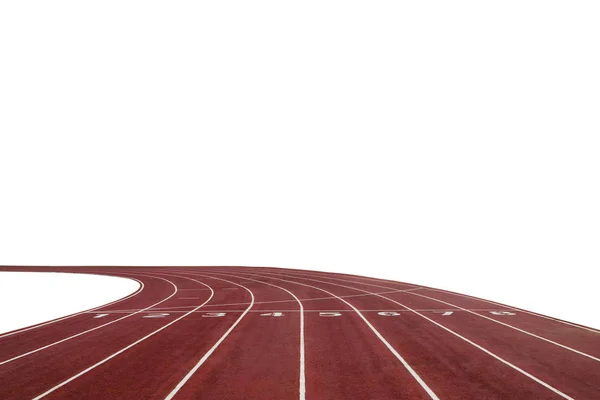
319, 312, 342, 317
378, 312, 401, 316
260, 312, 284, 317
490, 311, 516, 316
202, 313, 227, 318
143, 313, 170, 318
93, 314, 109, 318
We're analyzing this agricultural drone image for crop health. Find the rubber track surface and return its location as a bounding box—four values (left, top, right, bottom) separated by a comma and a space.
0, 266, 598, 399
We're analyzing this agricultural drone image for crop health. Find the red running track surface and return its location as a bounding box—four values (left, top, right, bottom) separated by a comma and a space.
0, 266, 599, 400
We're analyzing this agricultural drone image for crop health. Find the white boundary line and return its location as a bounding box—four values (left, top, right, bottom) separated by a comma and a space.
427, 288, 600, 334
163, 274, 255, 400
222, 270, 440, 400
119, 287, 420, 310
409, 291, 600, 362
0, 272, 144, 339
90, 287, 420, 312
82, 308, 514, 314
32, 274, 215, 400
198, 271, 306, 400
0, 274, 177, 367
281, 269, 600, 334
280, 270, 600, 363
262, 271, 575, 400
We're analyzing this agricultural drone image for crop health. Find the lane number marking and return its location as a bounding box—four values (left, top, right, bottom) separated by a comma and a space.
319, 312, 342, 317
260, 312, 284, 317
490, 311, 516, 316
378, 312, 401, 316
93, 314, 109, 319
143, 313, 170, 318
202, 313, 226, 318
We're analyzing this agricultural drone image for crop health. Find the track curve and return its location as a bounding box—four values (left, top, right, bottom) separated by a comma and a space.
0, 266, 598, 399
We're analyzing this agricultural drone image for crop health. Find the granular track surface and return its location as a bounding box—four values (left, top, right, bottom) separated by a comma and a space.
1, 266, 598, 399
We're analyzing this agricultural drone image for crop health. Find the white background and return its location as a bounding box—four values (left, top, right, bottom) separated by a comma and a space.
0, 272, 139, 334
1, 2, 599, 329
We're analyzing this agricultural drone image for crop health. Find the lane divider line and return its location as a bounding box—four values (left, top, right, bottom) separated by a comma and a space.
283, 269, 600, 335
0, 274, 177, 367
262, 271, 575, 400
197, 271, 306, 400
31, 274, 215, 400
281, 270, 600, 363
228, 270, 440, 400
163, 274, 255, 400
0, 275, 144, 339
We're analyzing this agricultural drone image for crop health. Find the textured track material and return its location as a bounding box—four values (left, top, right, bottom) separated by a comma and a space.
0, 266, 598, 399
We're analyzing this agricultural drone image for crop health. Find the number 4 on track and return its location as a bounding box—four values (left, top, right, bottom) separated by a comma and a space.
378, 312, 401, 316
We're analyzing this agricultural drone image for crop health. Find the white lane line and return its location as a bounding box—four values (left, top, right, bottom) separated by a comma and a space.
284, 271, 600, 363
232, 271, 439, 400
0, 275, 177, 367
145, 283, 420, 309
83, 308, 515, 314
427, 288, 600, 334
408, 291, 600, 362
163, 275, 255, 400
289, 269, 600, 335
32, 275, 215, 400
265, 271, 575, 400
203, 271, 306, 400
0, 275, 144, 339
85, 307, 510, 314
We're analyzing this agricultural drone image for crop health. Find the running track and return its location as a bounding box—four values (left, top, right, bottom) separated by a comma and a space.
1, 266, 599, 399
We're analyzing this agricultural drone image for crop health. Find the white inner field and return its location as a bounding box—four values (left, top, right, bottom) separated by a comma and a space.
0, 272, 140, 334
